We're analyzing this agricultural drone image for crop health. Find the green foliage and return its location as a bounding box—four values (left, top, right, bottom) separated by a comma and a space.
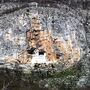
49, 67, 79, 78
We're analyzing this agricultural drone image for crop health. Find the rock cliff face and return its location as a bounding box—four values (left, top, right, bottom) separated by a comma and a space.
0, 2, 90, 90
0, 3, 87, 68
